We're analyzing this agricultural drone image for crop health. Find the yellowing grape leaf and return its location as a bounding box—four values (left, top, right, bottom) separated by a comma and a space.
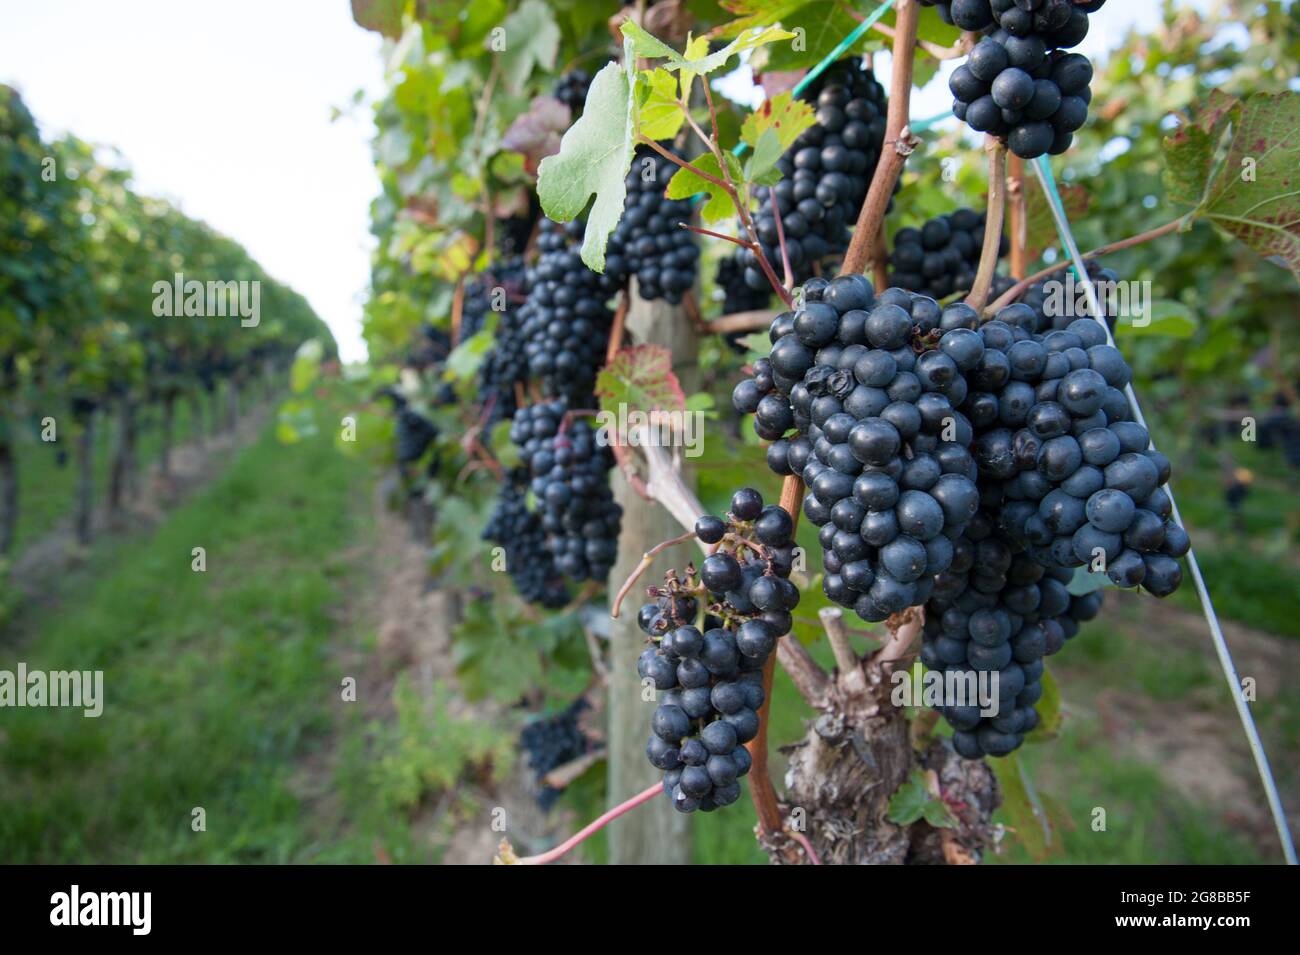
596, 344, 687, 416
741, 90, 816, 151
638, 68, 686, 141
1164, 91, 1300, 280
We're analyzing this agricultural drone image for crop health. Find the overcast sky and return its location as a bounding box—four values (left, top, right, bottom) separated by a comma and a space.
2, 0, 1193, 362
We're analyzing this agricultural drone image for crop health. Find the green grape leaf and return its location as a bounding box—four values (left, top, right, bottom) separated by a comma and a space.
444, 326, 494, 380
761, 0, 859, 72
887, 769, 957, 828
536, 48, 637, 272
1025, 668, 1062, 743
1163, 89, 1241, 209
665, 151, 744, 223
638, 68, 686, 141
1066, 566, 1111, 596
489, 419, 521, 469
498, 0, 561, 93
1114, 299, 1198, 338
741, 90, 816, 151
713, 0, 815, 39
745, 128, 786, 186
1024, 181, 1091, 261
596, 344, 687, 416
992, 753, 1062, 861
621, 21, 795, 76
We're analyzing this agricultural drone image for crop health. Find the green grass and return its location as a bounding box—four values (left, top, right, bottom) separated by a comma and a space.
989, 721, 1268, 864
0, 400, 383, 862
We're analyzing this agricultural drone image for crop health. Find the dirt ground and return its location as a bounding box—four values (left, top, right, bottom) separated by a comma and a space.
299, 478, 587, 864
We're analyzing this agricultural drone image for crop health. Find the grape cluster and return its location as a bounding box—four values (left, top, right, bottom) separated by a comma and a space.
945, 0, 1108, 159
478, 304, 528, 425
469, 258, 529, 425
640, 488, 799, 813
716, 254, 773, 316
919, 527, 1104, 757
462, 256, 526, 340
732, 58, 890, 293
552, 69, 591, 115
606, 146, 700, 305
520, 697, 591, 810
482, 477, 570, 609
407, 323, 451, 371
736, 268, 1190, 759
519, 219, 619, 405
733, 275, 983, 621
510, 399, 622, 583
917, 289, 1188, 756
888, 208, 1014, 300
395, 403, 439, 464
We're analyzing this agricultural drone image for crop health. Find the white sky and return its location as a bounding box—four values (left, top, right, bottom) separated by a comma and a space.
1, 0, 1211, 363
0, 0, 384, 362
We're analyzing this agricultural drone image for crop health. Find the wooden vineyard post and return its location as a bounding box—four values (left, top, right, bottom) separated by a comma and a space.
605, 281, 698, 865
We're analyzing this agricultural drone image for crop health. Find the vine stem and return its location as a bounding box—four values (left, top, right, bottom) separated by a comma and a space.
745, 474, 804, 839
681, 223, 754, 250
605, 290, 629, 366
1006, 153, 1028, 279
770, 186, 793, 288
637, 134, 792, 307
983, 216, 1187, 316
965, 137, 1007, 310
610, 529, 701, 619
707, 309, 778, 334
703, 80, 795, 309
450, 275, 467, 348
507, 781, 663, 865
842, 0, 920, 277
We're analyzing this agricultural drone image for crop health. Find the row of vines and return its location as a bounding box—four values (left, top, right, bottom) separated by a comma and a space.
0, 85, 332, 572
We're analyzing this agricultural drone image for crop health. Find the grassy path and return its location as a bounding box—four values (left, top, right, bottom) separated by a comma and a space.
0, 406, 374, 862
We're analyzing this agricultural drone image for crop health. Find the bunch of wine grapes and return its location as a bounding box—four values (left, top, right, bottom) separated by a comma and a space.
395, 406, 439, 464
518, 219, 621, 406
728, 58, 891, 293
520, 697, 592, 809
640, 488, 799, 813
734, 267, 1189, 758
461, 256, 526, 341
716, 255, 773, 316
733, 274, 983, 621
943, 0, 1109, 158
888, 208, 1015, 300
552, 69, 591, 116
482, 477, 571, 609
510, 399, 622, 583
606, 145, 700, 305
